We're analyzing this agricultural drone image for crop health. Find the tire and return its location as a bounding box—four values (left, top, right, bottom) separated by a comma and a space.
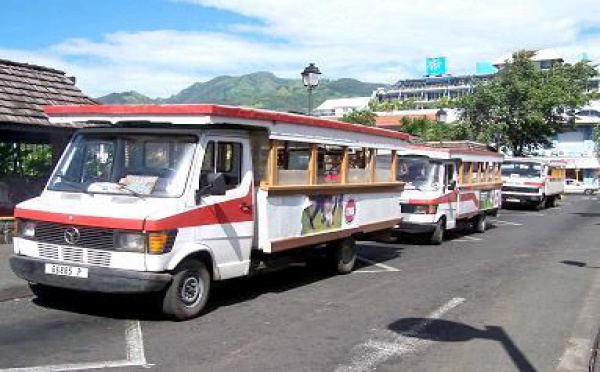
535, 197, 546, 211
473, 214, 487, 233
549, 196, 557, 208
430, 218, 445, 245
161, 259, 211, 321
584, 189, 594, 195
330, 237, 356, 274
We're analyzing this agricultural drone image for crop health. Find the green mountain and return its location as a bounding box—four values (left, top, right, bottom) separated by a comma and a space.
96, 72, 382, 113
97, 91, 154, 105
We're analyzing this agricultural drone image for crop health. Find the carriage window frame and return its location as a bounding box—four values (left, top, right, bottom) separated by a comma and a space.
263, 140, 402, 191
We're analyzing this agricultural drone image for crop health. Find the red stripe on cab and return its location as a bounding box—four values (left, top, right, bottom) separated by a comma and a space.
144, 194, 254, 231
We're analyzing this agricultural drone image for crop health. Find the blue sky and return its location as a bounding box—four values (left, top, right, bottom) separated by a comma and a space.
1, 0, 598, 97
1, 0, 255, 48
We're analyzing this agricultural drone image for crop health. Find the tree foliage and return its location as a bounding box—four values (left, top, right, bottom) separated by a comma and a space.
397, 117, 468, 141
0, 143, 52, 177
457, 50, 598, 155
339, 108, 377, 126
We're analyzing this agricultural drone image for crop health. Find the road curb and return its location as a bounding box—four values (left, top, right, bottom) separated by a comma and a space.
556, 268, 600, 371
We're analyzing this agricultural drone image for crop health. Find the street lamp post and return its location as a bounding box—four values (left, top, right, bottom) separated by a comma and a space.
301, 63, 321, 116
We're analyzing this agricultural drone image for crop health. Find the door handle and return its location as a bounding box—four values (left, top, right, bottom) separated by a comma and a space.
240, 202, 252, 212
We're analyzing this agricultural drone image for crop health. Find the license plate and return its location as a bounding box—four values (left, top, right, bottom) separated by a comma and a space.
505, 198, 520, 203
45, 263, 88, 278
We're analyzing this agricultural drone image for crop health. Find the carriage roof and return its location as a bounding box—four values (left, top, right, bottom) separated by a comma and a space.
44, 104, 411, 150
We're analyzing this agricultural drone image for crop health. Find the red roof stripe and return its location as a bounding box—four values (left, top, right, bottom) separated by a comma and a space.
44, 104, 412, 141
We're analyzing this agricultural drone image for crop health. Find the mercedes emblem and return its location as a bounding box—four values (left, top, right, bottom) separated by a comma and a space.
64, 226, 81, 245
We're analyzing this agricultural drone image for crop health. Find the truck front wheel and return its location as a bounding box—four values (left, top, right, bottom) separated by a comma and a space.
430, 218, 445, 245
535, 197, 546, 211
162, 259, 211, 321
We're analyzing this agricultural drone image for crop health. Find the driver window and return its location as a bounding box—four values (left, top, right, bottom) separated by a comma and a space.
200, 141, 243, 191
445, 163, 455, 187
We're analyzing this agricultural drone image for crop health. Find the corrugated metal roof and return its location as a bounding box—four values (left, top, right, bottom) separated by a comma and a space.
0, 58, 96, 127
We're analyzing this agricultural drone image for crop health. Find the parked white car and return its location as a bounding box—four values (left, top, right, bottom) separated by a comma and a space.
564, 178, 598, 194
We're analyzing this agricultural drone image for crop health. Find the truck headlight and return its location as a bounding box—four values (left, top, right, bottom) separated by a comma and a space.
18, 220, 36, 238
115, 232, 146, 253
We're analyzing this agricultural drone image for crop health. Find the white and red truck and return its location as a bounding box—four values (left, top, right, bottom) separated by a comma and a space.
395, 142, 504, 244
10, 104, 409, 319
501, 158, 566, 209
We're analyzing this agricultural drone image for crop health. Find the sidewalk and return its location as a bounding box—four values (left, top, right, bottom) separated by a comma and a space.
0, 244, 31, 301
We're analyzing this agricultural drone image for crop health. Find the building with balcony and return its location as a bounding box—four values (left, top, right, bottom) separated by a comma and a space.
537, 103, 600, 186
312, 97, 371, 118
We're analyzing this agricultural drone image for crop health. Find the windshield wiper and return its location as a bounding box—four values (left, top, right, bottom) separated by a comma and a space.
52, 174, 89, 193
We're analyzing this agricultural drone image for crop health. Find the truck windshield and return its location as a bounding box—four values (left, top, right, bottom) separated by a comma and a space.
48, 133, 197, 197
397, 157, 441, 190
501, 162, 542, 179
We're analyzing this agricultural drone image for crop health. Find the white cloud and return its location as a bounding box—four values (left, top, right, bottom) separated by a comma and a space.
4, 0, 600, 97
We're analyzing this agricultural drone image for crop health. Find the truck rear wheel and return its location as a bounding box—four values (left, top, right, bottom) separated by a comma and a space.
162, 259, 211, 321
473, 214, 487, 233
330, 237, 356, 274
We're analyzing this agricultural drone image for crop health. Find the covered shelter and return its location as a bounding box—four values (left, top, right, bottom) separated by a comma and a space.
0, 58, 96, 218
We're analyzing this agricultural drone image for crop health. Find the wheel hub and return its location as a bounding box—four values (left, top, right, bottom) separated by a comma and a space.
181, 275, 203, 307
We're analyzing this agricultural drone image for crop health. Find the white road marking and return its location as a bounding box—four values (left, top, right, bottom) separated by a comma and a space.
125, 320, 147, 365
336, 297, 466, 372
491, 219, 523, 226
498, 212, 544, 217
461, 235, 483, 241
0, 320, 148, 372
355, 256, 400, 272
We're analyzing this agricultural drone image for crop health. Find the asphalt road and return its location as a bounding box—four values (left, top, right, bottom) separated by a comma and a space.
1, 195, 600, 372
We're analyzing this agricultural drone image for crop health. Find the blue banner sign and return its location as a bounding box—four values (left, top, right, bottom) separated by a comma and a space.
426, 57, 447, 76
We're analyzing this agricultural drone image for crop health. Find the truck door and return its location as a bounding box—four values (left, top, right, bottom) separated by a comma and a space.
444, 162, 458, 228
195, 136, 254, 280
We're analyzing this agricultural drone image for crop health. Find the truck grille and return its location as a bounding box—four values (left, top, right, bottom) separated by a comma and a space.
502, 186, 539, 194
38, 243, 112, 267
35, 221, 115, 250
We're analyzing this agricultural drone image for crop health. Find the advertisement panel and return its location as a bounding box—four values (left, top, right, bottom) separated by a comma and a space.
426, 57, 447, 76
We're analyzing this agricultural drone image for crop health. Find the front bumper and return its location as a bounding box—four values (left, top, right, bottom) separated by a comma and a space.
395, 221, 438, 234
10, 255, 172, 293
501, 194, 543, 204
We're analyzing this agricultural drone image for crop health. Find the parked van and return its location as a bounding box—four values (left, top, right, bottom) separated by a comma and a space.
396, 142, 503, 244
10, 104, 409, 320
564, 178, 598, 194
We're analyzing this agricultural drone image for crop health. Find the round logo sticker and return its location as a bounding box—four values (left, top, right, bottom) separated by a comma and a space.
345, 198, 357, 223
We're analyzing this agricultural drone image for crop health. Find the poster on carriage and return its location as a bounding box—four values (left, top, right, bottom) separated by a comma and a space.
301, 194, 344, 235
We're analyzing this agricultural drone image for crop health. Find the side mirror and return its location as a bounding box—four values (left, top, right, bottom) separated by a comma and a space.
196, 173, 227, 204
447, 180, 457, 190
